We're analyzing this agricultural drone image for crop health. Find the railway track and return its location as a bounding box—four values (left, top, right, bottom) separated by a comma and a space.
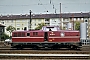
0, 46, 90, 54
0, 49, 90, 54
0, 48, 90, 59
0, 45, 90, 50
0, 54, 90, 59
0, 43, 90, 59
0, 56, 90, 59
0, 48, 89, 59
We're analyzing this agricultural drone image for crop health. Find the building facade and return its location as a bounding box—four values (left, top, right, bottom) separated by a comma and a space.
0, 13, 90, 40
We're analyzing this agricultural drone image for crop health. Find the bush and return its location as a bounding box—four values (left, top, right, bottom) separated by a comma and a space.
0, 33, 9, 41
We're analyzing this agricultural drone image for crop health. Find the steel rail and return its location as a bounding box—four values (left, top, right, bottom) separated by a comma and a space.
0, 54, 90, 57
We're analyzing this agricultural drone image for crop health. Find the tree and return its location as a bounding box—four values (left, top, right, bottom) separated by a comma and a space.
75, 22, 80, 30
35, 23, 46, 30
6, 26, 16, 37
0, 33, 9, 41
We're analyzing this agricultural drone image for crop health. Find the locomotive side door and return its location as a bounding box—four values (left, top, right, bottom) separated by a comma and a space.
44, 32, 48, 42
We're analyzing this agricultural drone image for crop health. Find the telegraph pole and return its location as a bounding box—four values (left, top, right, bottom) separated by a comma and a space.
60, 3, 62, 29
72, 14, 74, 30
30, 10, 32, 30
60, 3, 61, 15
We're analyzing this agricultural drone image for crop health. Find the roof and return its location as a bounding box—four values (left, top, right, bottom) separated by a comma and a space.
0, 13, 90, 20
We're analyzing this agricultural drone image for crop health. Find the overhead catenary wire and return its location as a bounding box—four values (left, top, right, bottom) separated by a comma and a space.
38, 0, 48, 12
0, 2, 89, 14
0, 2, 89, 6
49, 0, 57, 13
50, 0, 51, 4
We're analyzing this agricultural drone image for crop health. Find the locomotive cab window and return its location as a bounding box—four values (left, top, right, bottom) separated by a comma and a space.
27, 33, 30, 36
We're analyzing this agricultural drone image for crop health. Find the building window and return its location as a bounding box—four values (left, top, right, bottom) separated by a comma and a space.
78, 18, 80, 21
10, 24, 13, 26
85, 20, 87, 22
36, 19, 41, 22
17, 28, 20, 30
22, 28, 23, 30
11, 20, 13, 22
81, 18, 83, 21
35, 23, 36, 26
16, 24, 20, 26
24, 27, 27, 30
45, 19, 49, 21
1, 22, 4, 24
16, 20, 21, 22
74, 18, 76, 21
6, 20, 9, 23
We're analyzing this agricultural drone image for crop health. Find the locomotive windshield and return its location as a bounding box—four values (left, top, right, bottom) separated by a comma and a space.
42, 26, 60, 31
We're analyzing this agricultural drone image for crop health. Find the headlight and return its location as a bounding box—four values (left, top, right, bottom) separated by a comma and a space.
61, 32, 65, 37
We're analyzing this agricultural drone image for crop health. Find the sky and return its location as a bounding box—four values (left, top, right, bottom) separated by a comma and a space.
0, 0, 90, 15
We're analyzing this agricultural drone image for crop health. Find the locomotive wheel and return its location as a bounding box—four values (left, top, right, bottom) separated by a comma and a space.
73, 46, 78, 50
51, 47, 58, 50
32, 46, 39, 50
70, 45, 74, 49
51, 45, 59, 50
17, 47, 23, 50
15, 45, 23, 50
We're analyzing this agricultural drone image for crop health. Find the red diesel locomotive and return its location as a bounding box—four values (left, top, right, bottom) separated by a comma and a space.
11, 26, 82, 49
